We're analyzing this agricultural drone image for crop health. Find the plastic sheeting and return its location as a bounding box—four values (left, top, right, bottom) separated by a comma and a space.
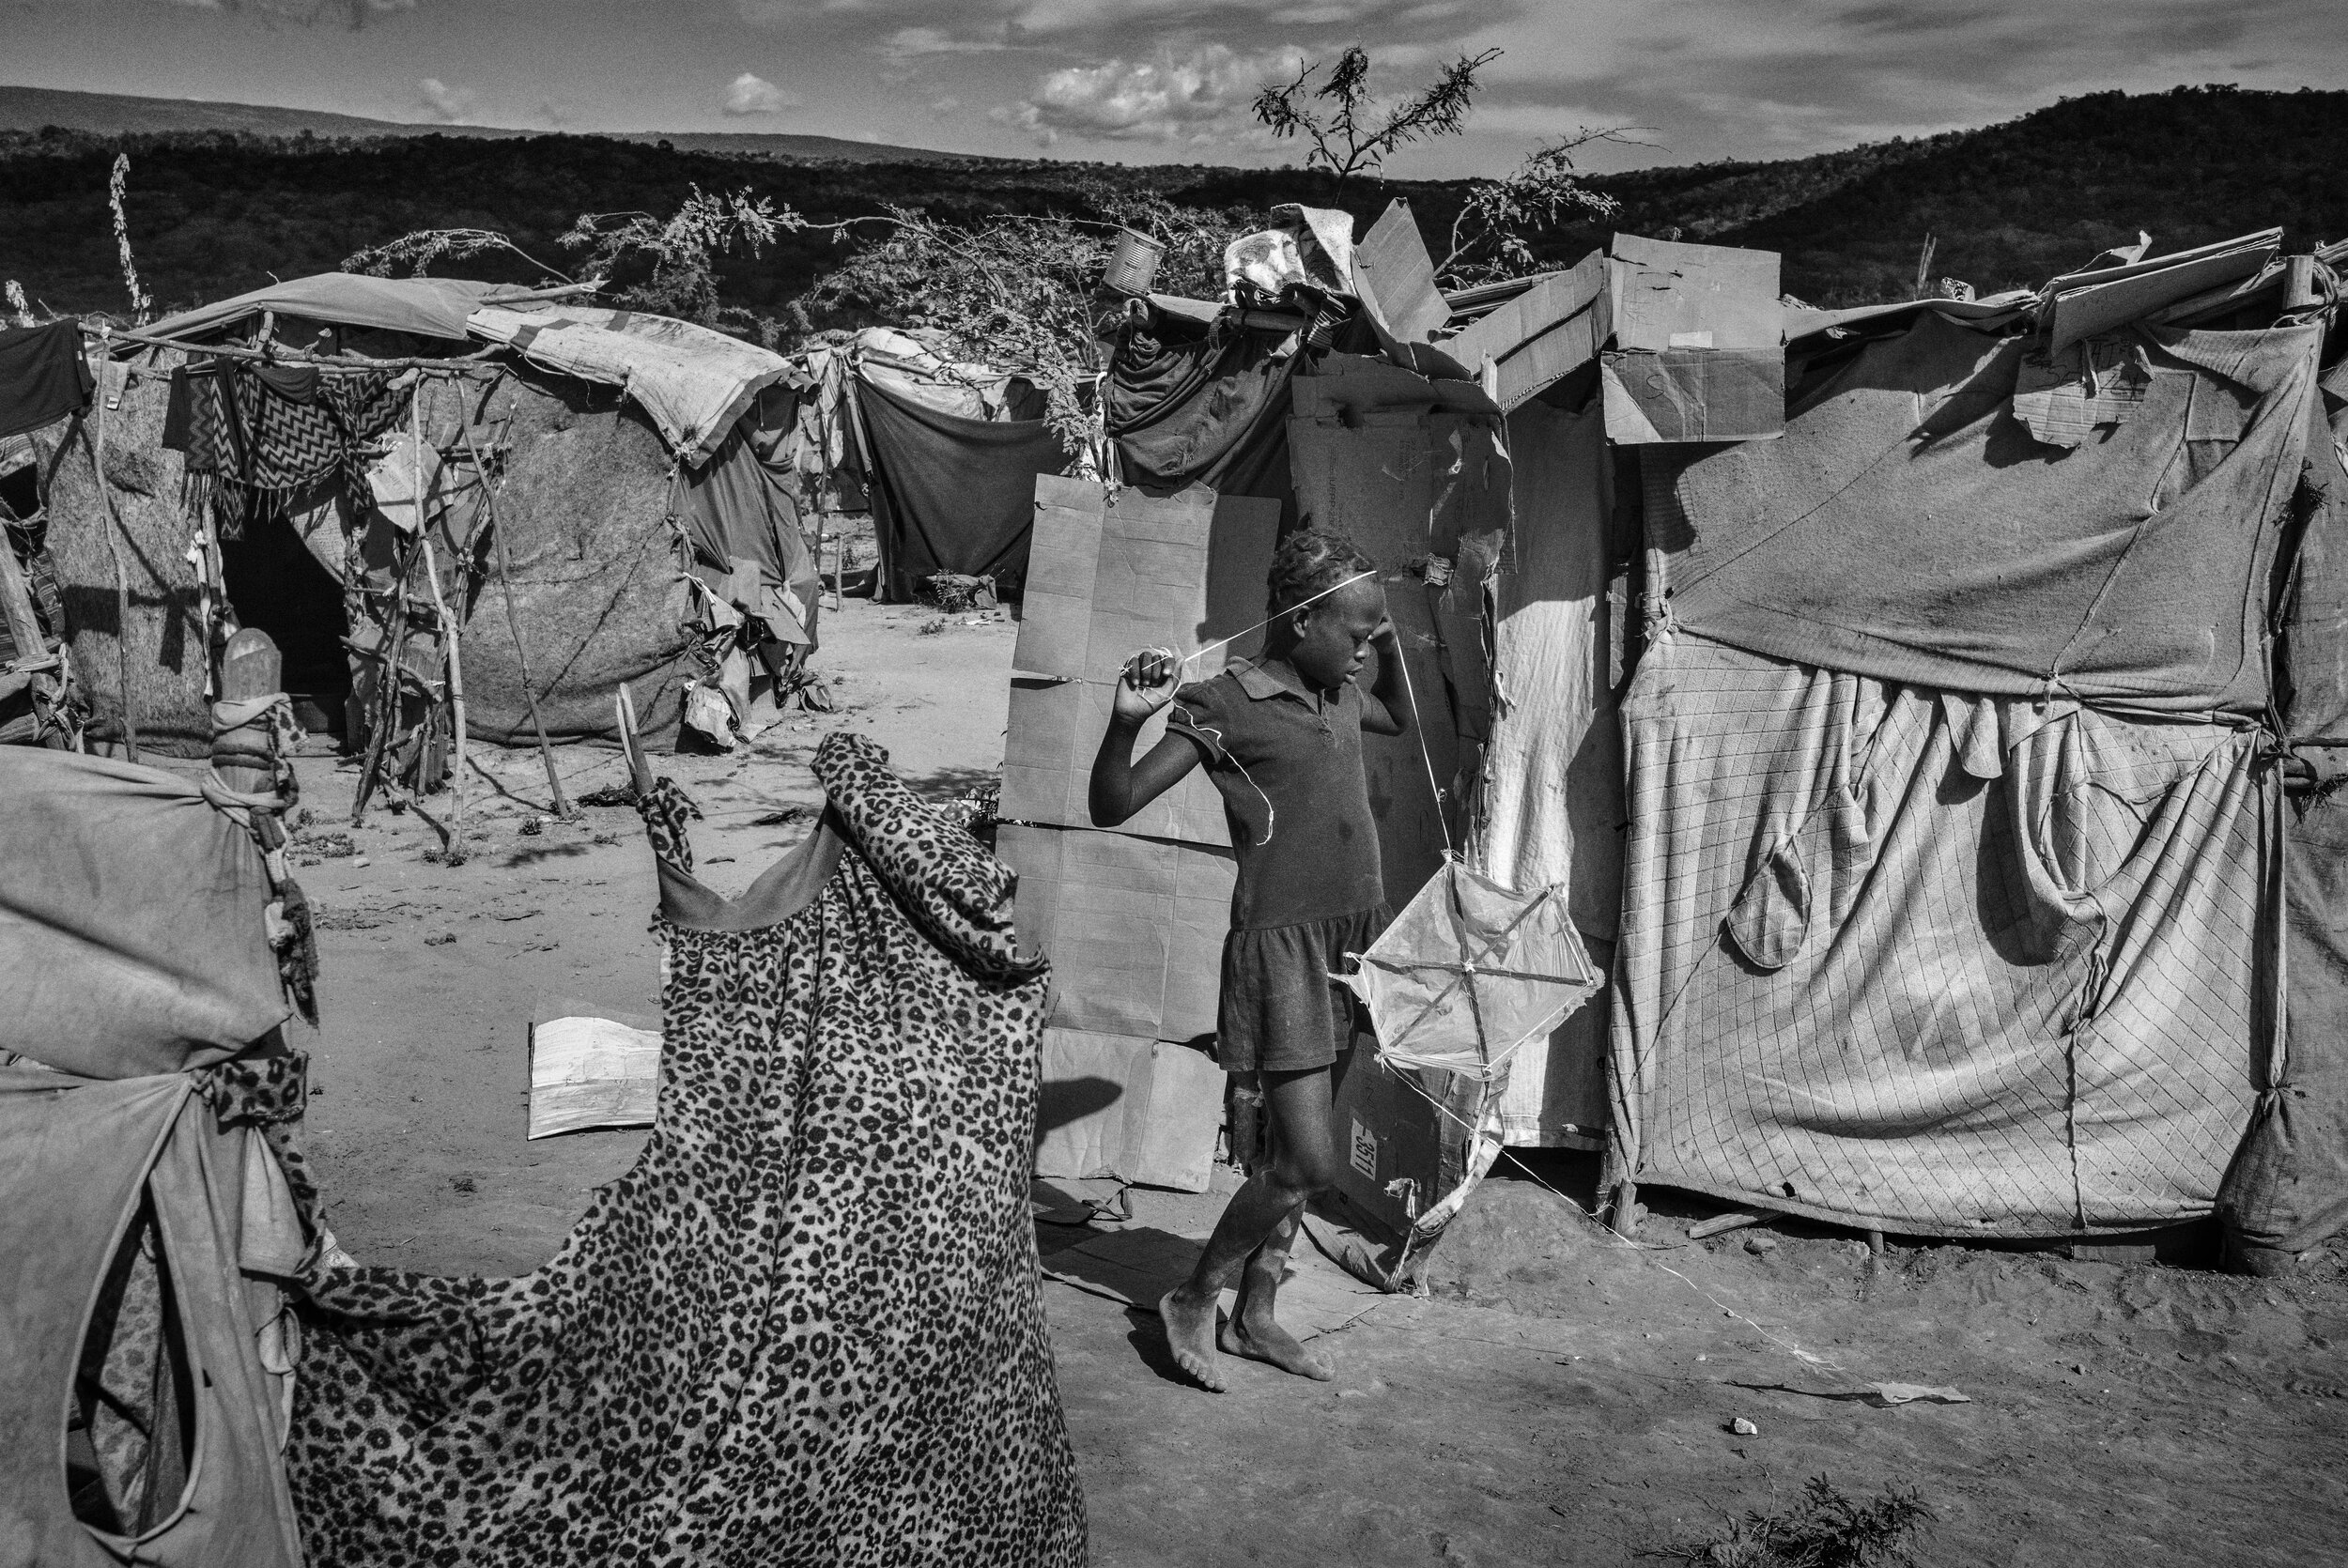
1610, 633, 2271, 1237
468, 304, 791, 467
0, 748, 288, 1078
1475, 394, 1626, 1145
2219, 363, 2348, 1268
138, 273, 545, 346
0, 1069, 307, 1568
678, 389, 822, 647
1106, 312, 1297, 524
855, 372, 1066, 603
1651, 313, 2325, 715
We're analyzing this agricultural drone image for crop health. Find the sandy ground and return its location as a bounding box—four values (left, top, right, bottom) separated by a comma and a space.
199, 597, 2347, 1566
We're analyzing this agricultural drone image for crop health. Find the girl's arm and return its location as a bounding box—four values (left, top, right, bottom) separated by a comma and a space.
1361, 617, 1409, 738
1089, 648, 1204, 827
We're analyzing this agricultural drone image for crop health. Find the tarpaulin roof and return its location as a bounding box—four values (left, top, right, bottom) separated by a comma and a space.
136, 273, 552, 346
468, 303, 792, 468
1649, 311, 2325, 714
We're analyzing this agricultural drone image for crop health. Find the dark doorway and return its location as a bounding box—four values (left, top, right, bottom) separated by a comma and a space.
219, 515, 351, 738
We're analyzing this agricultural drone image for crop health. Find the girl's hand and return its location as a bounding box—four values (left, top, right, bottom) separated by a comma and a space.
1113, 647, 1181, 723
1370, 615, 1399, 653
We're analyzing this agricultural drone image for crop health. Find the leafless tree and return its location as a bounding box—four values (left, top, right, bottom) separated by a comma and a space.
1253, 45, 1504, 198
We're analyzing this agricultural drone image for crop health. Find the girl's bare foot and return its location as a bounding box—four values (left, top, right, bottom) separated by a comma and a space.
1158, 1288, 1227, 1391
1220, 1313, 1335, 1380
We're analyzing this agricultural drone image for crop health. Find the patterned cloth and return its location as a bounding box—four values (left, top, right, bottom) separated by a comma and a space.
1610, 633, 2271, 1237
179, 359, 409, 535
285, 733, 1086, 1566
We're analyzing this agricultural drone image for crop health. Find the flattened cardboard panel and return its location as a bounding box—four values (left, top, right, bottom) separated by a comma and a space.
1016, 476, 1281, 684
1000, 823, 1236, 1045
1607, 235, 1782, 353
1291, 354, 1503, 423
1006, 477, 1279, 848
1494, 308, 1602, 413
1353, 200, 1449, 345
1600, 347, 1785, 444
1445, 252, 1609, 371
1001, 676, 1229, 845
1034, 1027, 1225, 1192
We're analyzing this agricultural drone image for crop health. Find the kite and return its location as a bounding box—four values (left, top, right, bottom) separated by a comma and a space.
1344, 860, 1602, 1084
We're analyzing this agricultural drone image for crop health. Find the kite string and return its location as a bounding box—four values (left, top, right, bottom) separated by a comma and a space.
1388, 610, 1455, 859
1173, 569, 1377, 672
1375, 1060, 1852, 1378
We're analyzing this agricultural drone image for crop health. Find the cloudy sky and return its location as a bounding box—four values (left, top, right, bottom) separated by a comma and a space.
9, 0, 2336, 177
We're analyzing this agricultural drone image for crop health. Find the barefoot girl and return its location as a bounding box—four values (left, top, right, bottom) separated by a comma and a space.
1089, 529, 1407, 1391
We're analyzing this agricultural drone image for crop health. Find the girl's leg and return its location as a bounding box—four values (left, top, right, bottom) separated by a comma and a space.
1160, 1066, 1340, 1391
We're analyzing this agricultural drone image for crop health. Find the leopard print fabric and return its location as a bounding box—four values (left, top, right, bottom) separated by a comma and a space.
634, 776, 704, 875
286, 732, 1086, 1566
191, 1049, 322, 1247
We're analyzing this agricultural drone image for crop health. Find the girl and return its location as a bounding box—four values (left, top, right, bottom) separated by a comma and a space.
1089, 529, 1406, 1392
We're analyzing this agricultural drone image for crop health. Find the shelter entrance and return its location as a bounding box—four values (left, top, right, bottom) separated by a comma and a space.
219, 513, 350, 739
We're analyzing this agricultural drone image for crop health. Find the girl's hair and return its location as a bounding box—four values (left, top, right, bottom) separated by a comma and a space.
1266, 528, 1374, 615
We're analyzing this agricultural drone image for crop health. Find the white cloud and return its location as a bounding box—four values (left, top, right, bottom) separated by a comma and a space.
929, 96, 962, 115
722, 71, 801, 115
1000, 43, 1305, 146
884, 24, 1009, 56
415, 77, 476, 123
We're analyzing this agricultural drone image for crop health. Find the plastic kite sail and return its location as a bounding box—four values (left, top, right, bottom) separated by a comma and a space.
1345, 861, 1601, 1084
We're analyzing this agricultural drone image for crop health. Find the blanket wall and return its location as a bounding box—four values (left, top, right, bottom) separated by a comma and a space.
1610, 632, 2269, 1236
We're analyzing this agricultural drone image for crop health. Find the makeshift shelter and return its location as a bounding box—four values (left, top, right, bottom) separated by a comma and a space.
1, 746, 316, 1568
33, 275, 823, 768
825, 327, 1073, 604
1000, 199, 2348, 1274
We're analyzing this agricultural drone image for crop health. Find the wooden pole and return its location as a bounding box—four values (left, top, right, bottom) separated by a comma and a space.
459, 414, 571, 820
409, 392, 467, 841
350, 528, 423, 827
2283, 254, 2321, 312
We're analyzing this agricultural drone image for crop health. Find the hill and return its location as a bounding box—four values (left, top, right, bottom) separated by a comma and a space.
2, 85, 2342, 322
0, 85, 971, 164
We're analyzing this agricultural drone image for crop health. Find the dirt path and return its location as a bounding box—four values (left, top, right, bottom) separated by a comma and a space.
224, 597, 2345, 1566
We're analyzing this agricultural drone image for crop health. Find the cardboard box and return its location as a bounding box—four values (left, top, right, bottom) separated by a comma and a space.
999, 822, 1235, 1044
1606, 234, 1783, 352
1325, 1038, 1477, 1240
1600, 347, 1785, 444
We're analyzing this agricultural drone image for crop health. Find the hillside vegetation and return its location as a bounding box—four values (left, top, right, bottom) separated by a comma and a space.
2, 85, 2341, 324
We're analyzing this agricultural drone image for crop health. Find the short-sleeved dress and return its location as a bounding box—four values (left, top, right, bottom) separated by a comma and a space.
1168, 656, 1392, 1073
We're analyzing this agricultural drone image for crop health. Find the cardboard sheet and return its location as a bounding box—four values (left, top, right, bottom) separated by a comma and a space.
527, 1014, 663, 1139
1606, 235, 1783, 353
2043, 228, 2283, 354
1033, 1028, 1225, 1192
1002, 477, 1281, 847
1444, 253, 1612, 411
1000, 822, 1234, 1044
1600, 346, 1786, 443
1351, 201, 1476, 382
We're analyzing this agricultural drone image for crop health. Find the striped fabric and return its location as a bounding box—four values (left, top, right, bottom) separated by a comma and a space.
1610, 632, 2268, 1237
